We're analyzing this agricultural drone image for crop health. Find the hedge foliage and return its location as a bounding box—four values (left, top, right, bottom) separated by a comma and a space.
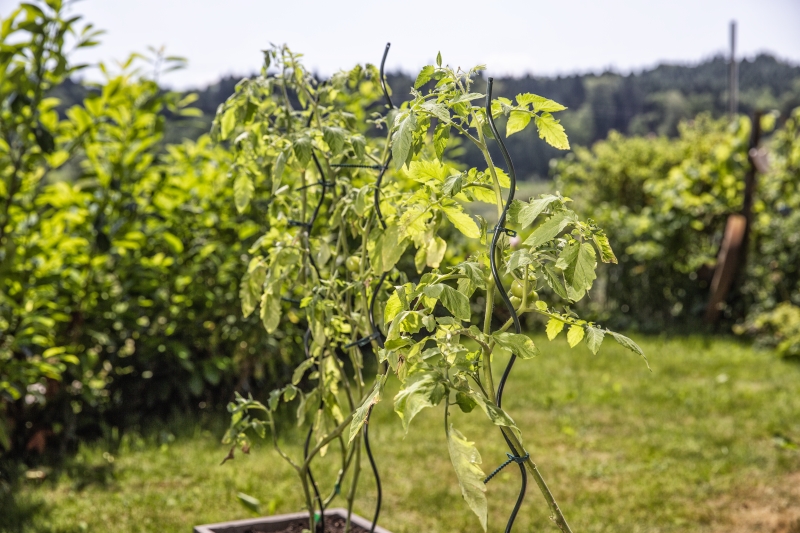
556, 108, 800, 335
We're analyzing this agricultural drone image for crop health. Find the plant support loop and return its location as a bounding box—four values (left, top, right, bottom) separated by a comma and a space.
484, 452, 531, 484
345, 331, 381, 349
493, 224, 517, 238
330, 164, 386, 170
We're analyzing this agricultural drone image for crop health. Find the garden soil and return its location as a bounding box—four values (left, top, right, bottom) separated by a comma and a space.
246, 515, 369, 533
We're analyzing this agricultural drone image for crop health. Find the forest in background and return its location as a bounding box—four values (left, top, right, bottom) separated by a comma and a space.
51, 53, 800, 178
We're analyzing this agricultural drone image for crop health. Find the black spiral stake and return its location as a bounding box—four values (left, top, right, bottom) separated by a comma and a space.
484, 77, 529, 533
301, 44, 393, 532
363, 42, 395, 533
303, 105, 331, 532
303, 329, 326, 533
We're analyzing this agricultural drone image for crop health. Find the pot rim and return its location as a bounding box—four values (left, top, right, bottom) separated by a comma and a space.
193, 507, 392, 533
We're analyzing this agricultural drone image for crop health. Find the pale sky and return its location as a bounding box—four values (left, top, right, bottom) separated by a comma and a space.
2, 0, 799, 89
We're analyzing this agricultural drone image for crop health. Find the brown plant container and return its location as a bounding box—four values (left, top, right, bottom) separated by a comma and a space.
193, 508, 392, 533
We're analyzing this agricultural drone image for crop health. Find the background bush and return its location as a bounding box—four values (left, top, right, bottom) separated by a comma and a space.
555, 109, 800, 334
0, 3, 300, 457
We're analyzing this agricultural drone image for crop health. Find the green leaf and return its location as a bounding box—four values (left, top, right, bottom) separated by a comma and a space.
162, 232, 184, 254
233, 174, 254, 213
585, 327, 605, 354
292, 358, 315, 385
449, 93, 484, 105
386, 310, 424, 341
354, 186, 369, 216
384, 291, 404, 324
371, 225, 409, 273
220, 107, 236, 140
394, 372, 445, 432
492, 332, 539, 359
507, 199, 525, 224
260, 287, 281, 334
506, 111, 531, 137
447, 425, 488, 531
414, 246, 427, 274
494, 167, 511, 188
567, 325, 585, 348
517, 195, 560, 228
469, 392, 517, 429
543, 263, 569, 300
237, 492, 261, 515
425, 284, 471, 321
351, 134, 366, 160
609, 332, 650, 368
534, 112, 570, 150
415, 65, 435, 88
436, 52, 442, 67
442, 205, 480, 239
443, 173, 463, 197
322, 126, 346, 153
516, 93, 567, 113
505, 249, 534, 274
408, 160, 449, 183
392, 112, 416, 169
434, 122, 450, 160
523, 212, 572, 248
421, 101, 450, 122
272, 150, 287, 194
457, 261, 486, 297
349, 380, 382, 444
426, 236, 447, 269
546, 317, 565, 340
240, 259, 266, 317
556, 241, 597, 301
293, 136, 312, 165
593, 232, 618, 264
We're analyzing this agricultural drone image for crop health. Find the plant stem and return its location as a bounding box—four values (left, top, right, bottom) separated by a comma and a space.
482, 278, 496, 403
473, 114, 504, 219
345, 435, 362, 533
302, 412, 354, 472
500, 427, 574, 533
299, 466, 316, 532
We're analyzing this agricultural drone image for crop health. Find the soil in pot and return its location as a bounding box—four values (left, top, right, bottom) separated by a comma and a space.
245, 515, 370, 533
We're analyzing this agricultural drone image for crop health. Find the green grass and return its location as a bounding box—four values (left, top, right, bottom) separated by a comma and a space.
4, 335, 800, 533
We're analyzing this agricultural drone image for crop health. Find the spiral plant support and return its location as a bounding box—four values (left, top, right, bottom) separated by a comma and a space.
483, 77, 530, 533
311, 64, 531, 533
293, 44, 394, 530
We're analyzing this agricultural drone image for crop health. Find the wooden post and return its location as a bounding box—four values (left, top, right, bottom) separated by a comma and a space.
704, 215, 747, 323
729, 21, 738, 117
704, 111, 763, 324
740, 110, 762, 267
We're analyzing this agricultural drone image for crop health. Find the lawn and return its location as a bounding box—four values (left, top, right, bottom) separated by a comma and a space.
3, 335, 800, 533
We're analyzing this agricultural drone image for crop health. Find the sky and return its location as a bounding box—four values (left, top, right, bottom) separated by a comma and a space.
1, 0, 799, 89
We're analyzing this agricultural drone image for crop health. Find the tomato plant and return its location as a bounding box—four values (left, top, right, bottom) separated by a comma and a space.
221, 46, 646, 533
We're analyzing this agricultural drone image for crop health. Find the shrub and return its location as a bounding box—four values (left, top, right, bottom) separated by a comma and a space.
0, 2, 289, 456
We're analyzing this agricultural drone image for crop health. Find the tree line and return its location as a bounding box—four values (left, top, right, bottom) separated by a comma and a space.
50, 53, 800, 178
